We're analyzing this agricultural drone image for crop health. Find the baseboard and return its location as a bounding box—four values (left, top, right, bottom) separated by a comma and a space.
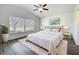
9, 36, 27, 41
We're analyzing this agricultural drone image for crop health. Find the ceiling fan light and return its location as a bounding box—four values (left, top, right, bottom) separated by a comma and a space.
39, 8, 43, 11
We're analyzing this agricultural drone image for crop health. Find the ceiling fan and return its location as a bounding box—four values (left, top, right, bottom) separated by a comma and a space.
33, 4, 48, 12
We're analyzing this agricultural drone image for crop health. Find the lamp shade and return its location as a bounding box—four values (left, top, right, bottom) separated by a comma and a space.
63, 26, 69, 33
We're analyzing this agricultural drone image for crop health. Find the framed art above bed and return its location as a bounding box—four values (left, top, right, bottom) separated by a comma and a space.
49, 16, 60, 25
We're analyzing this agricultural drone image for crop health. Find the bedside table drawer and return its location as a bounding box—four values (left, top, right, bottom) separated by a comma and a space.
63, 33, 71, 39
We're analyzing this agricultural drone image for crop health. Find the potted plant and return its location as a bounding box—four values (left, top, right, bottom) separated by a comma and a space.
1, 25, 9, 42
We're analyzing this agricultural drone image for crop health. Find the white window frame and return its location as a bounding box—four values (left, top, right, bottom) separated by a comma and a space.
9, 16, 35, 33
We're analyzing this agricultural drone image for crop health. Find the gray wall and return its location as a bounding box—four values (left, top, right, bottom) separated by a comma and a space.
41, 12, 74, 35
0, 5, 40, 40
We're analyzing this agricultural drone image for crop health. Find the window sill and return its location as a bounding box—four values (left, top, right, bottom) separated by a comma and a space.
9, 31, 34, 35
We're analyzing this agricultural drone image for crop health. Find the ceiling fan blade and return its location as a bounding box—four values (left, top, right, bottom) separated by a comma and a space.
34, 5, 39, 8
43, 8, 48, 11
39, 4, 42, 7
33, 9, 38, 11
43, 4, 47, 7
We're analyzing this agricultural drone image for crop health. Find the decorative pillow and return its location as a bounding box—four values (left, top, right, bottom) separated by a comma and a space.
40, 25, 64, 32
43, 28, 51, 32
51, 28, 59, 32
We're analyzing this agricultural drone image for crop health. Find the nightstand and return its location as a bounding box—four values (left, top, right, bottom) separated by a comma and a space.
63, 33, 71, 39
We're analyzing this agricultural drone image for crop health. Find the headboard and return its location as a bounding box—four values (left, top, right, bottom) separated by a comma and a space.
40, 25, 63, 32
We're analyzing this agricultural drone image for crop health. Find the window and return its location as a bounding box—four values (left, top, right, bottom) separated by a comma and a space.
15, 18, 24, 32
25, 19, 34, 31
9, 16, 35, 33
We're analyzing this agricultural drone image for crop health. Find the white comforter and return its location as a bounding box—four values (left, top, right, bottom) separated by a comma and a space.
27, 31, 63, 54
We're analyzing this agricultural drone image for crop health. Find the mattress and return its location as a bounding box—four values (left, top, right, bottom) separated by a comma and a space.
27, 31, 63, 54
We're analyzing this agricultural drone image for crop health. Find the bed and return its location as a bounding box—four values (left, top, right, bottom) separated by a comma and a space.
27, 31, 63, 55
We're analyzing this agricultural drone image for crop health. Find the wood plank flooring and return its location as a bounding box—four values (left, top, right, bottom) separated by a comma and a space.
0, 40, 37, 55
67, 38, 79, 55
0, 37, 79, 55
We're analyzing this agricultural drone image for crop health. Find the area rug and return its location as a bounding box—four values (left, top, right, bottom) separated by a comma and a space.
18, 38, 68, 55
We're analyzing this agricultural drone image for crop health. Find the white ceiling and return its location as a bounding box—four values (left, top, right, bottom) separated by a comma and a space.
14, 4, 75, 19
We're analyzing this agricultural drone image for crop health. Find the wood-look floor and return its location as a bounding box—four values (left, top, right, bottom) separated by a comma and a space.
67, 38, 79, 55
0, 40, 37, 55
0, 37, 79, 55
